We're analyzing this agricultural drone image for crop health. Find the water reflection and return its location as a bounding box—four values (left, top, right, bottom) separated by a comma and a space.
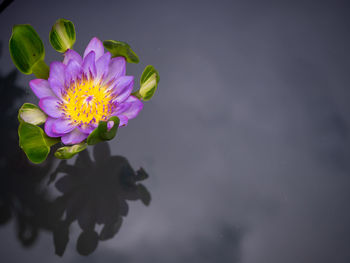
50, 142, 151, 256
0, 44, 151, 256
0, 55, 56, 247
0, 0, 14, 14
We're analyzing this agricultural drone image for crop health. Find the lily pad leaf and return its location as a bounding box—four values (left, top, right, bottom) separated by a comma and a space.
87, 116, 120, 145
50, 18, 76, 53
55, 142, 87, 159
134, 65, 159, 101
18, 122, 51, 164
18, 103, 47, 125
9, 24, 48, 78
103, 40, 139, 63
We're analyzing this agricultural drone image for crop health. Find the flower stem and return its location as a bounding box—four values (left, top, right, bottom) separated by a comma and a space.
32, 59, 50, 79
131, 90, 142, 99
44, 135, 60, 147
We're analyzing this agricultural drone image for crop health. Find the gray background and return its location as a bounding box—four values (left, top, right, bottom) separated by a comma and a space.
1, 0, 350, 262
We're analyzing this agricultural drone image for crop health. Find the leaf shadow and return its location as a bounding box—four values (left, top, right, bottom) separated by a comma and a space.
50, 142, 151, 256
0, 41, 56, 247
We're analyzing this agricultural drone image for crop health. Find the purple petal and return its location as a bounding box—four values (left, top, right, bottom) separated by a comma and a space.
45, 117, 65, 137
107, 121, 114, 131
112, 101, 131, 115
61, 128, 88, 145
82, 51, 96, 78
118, 115, 128, 127
29, 79, 56, 99
52, 118, 76, 134
118, 96, 143, 119
77, 123, 97, 134
110, 76, 134, 103
83, 37, 104, 61
65, 59, 82, 85
39, 97, 63, 118
103, 57, 126, 84
96, 52, 111, 80
48, 62, 66, 98
48, 78, 64, 99
49, 62, 65, 84
63, 49, 83, 65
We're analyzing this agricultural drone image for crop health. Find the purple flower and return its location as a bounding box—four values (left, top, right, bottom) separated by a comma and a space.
29, 37, 143, 145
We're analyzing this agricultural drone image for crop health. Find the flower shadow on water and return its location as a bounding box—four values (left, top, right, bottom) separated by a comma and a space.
49, 142, 151, 256
0, 42, 151, 256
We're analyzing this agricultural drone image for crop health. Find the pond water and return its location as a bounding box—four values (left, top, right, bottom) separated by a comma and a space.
1, 0, 350, 262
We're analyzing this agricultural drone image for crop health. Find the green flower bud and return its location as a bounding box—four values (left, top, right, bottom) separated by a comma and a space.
49, 18, 76, 53
138, 65, 159, 101
55, 142, 87, 159
18, 103, 47, 125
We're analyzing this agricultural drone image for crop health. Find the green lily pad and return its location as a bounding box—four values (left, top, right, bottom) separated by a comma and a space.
87, 116, 120, 145
18, 122, 51, 164
103, 40, 139, 63
54, 142, 87, 159
9, 24, 49, 78
49, 18, 76, 53
18, 103, 47, 125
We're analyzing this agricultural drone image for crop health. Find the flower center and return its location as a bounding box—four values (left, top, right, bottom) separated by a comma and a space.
61, 78, 115, 126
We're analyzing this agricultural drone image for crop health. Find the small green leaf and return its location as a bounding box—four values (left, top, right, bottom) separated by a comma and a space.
18, 122, 51, 164
87, 116, 120, 145
135, 65, 159, 101
54, 142, 87, 159
49, 18, 76, 53
9, 24, 47, 76
18, 103, 47, 125
87, 128, 103, 145
99, 116, 120, 140
103, 40, 139, 63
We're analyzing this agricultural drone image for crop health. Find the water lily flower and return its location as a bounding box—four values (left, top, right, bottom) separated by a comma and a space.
29, 37, 143, 145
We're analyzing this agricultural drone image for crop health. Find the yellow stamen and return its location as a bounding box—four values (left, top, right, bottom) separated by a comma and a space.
61, 78, 114, 125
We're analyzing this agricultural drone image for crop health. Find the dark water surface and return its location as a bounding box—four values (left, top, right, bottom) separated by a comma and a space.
1, 0, 350, 262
